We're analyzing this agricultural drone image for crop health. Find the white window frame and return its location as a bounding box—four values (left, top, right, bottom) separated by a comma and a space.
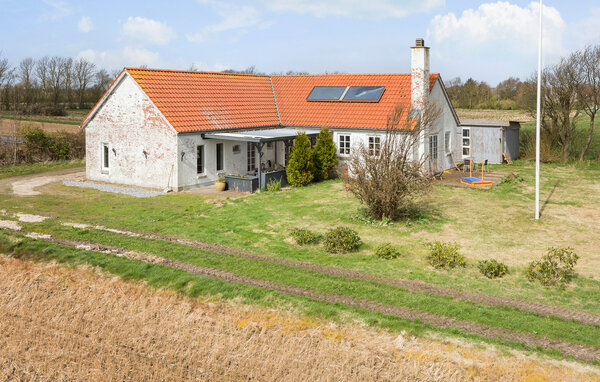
247, 143, 256, 172
368, 136, 381, 156
197, 145, 205, 175
462, 128, 471, 158
338, 134, 351, 156
444, 131, 451, 153
429, 135, 438, 159
101, 143, 109, 172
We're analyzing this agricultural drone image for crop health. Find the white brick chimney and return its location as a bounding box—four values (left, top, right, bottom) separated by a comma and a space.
411, 38, 430, 111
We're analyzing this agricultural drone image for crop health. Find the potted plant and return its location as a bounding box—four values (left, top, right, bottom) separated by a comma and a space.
215, 174, 227, 191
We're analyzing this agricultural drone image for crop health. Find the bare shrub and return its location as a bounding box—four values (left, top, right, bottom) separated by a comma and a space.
348, 101, 440, 220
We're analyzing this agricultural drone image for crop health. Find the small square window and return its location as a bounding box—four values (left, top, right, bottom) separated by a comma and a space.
463, 129, 470, 137
339, 134, 351, 155
368, 136, 381, 156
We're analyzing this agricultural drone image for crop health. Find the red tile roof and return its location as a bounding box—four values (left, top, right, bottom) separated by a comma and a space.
272, 74, 439, 130
83, 68, 442, 132
127, 68, 280, 132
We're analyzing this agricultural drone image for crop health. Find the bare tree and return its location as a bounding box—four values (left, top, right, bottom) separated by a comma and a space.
48, 56, 66, 106
542, 56, 582, 163
574, 46, 600, 161
35, 56, 50, 104
18, 58, 36, 109
348, 100, 441, 220
62, 57, 74, 108
74, 58, 96, 108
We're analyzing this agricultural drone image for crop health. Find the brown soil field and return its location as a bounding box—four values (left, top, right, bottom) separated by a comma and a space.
1, 255, 598, 382
0, 118, 81, 136
455, 109, 535, 122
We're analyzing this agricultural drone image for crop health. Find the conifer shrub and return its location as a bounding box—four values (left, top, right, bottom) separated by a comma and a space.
286, 133, 314, 187
323, 227, 361, 253
426, 241, 465, 269
374, 243, 401, 259
311, 127, 337, 181
477, 259, 508, 279
527, 247, 579, 286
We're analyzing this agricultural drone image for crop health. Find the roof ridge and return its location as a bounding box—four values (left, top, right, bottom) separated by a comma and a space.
125, 67, 270, 78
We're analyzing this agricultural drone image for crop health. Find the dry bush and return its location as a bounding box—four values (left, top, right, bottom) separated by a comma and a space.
0, 256, 598, 382
348, 101, 439, 220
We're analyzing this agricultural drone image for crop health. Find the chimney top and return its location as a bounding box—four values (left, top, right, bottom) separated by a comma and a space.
415, 38, 425, 47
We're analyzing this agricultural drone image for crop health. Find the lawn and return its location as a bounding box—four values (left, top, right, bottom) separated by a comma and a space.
1, 159, 600, 362
0, 109, 90, 126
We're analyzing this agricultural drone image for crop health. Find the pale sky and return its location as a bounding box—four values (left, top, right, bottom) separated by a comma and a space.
1, 0, 599, 85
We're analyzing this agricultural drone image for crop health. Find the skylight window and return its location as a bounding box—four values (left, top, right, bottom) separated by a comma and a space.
307, 86, 385, 102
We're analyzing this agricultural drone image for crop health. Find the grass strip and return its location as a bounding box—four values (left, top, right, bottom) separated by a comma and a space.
26, 222, 600, 350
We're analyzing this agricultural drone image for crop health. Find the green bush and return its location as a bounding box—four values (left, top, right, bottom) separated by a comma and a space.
426, 241, 465, 269
266, 178, 282, 192
374, 243, 401, 259
323, 227, 361, 253
286, 133, 314, 187
477, 259, 508, 279
290, 228, 320, 245
311, 127, 337, 181
527, 247, 579, 286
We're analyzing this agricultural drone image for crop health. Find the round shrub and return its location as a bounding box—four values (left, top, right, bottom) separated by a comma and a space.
375, 243, 401, 259
290, 228, 320, 245
527, 247, 579, 286
477, 259, 508, 279
323, 227, 361, 254
426, 241, 465, 269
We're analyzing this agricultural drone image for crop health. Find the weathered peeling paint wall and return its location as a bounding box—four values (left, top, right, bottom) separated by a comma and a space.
85, 75, 178, 190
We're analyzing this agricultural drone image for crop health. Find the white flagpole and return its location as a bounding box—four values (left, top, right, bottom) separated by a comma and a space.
535, 0, 543, 220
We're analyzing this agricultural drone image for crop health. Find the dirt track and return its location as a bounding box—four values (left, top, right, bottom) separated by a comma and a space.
0, 167, 85, 196
13, 233, 600, 364
59, 221, 600, 328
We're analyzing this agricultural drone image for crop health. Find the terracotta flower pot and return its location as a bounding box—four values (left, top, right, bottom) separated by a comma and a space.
215, 181, 226, 191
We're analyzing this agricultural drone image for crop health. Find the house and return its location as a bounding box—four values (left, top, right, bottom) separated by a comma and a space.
460, 120, 520, 164
80, 38, 461, 191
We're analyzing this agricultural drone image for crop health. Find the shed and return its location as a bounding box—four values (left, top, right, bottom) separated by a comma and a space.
459, 120, 520, 164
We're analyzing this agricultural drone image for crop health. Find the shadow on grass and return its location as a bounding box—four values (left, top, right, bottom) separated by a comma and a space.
540, 181, 560, 217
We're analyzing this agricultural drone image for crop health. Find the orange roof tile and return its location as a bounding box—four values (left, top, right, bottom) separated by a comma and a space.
126, 68, 280, 132
84, 68, 442, 132
272, 73, 439, 130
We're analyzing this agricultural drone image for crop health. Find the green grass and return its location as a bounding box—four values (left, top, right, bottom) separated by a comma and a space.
0, 160, 84, 179
22, 219, 600, 350
1, 161, 600, 316
0, 231, 572, 361
0, 109, 90, 126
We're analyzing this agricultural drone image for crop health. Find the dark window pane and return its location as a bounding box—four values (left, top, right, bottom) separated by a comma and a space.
343, 86, 385, 101
216, 143, 223, 171
307, 86, 346, 101
103, 145, 109, 168
197, 145, 204, 174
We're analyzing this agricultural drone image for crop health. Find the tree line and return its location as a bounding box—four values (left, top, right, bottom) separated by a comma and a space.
0, 53, 116, 115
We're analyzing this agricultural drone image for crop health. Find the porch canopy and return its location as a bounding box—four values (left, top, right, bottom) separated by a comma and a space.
202, 127, 319, 143
202, 127, 319, 189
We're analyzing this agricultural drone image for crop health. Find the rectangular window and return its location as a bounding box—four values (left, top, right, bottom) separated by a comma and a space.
197, 145, 205, 174
429, 135, 438, 159
445, 132, 451, 153
102, 143, 109, 170
247, 143, 256, 172
216, 143, 224, 171
462, 128, 471, 158
339, 134, 351, 155
368, 136, 381, 156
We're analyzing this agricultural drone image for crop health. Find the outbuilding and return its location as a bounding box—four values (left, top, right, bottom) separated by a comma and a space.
459, 120, 520, 165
